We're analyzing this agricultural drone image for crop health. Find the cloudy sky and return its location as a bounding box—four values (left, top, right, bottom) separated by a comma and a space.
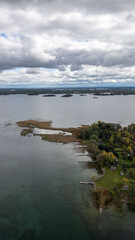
0, 0, 135, 87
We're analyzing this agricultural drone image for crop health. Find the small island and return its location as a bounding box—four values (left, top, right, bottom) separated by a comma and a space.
61, 94, 73, 97
17, 120, 135, 210
43, 94, 56, 97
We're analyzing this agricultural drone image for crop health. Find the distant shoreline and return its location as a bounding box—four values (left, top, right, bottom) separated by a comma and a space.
1, 87, 135, 96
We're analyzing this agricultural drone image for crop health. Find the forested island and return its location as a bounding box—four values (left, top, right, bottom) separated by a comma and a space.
62, 94, 73, 97
17, 120, 135, 210
43, 94, 56, 97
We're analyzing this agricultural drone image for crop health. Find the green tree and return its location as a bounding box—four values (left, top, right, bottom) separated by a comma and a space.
109, 136, 114, 145
90, 134, 99, 141
107, 152, 116, 165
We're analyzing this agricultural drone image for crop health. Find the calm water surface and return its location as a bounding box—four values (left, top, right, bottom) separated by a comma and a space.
0, 94, 135, 239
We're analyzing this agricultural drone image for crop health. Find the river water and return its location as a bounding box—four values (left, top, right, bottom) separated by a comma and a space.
0, 94, 135, 240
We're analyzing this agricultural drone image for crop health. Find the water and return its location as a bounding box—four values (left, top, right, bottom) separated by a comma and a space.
0, 94, 135, 239
34, 128, 72, 135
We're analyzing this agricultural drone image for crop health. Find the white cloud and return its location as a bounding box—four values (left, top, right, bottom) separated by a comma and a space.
0, 0, 135, 86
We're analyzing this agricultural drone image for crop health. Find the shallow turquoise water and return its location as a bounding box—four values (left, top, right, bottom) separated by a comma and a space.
0, 94, 135, 239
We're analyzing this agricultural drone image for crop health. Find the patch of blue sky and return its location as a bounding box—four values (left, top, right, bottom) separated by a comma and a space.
12, 67, 21, 72
4, 67, 56, 74
0, 33, 7, 38
37, 68, 56, 73
4, 68, 21, 73
0, 33, 23, 39
45, 68, 55, 73
12, 33, 23, 39
77, 39, 89, 42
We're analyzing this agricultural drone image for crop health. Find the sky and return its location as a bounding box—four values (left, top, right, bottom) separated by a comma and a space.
0, 0, 135, 87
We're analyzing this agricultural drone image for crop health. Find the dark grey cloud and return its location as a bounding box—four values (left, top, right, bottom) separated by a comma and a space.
1, 45, 135, 72
1, 0, 135, 13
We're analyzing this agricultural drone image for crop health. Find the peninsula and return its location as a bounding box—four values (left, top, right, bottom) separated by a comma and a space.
17, 120, 135, 210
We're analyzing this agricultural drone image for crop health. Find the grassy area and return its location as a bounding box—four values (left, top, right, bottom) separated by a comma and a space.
84, 139, 90, 143
114, 148, 133, 165
96, 167, 123, 191
96, 148, 133, 191
116, 151, 133, 165
115, 147, 123, 152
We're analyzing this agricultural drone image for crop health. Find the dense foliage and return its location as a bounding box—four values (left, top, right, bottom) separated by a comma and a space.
78, 121, 135, 165
78, 121, 135, 201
